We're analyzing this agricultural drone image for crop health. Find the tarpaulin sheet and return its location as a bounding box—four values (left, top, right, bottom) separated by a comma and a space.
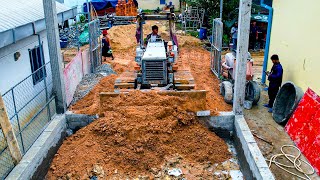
83, 0, 138, 12
285, 88, 320, 175
83, 0, 118, 12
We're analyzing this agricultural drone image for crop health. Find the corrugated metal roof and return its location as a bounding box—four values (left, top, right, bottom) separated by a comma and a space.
0, 0, 71, 32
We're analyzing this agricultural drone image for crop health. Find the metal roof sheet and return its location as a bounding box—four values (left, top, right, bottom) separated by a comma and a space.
0, 0, 71, 32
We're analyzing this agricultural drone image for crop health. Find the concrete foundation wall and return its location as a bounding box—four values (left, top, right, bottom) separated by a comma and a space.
200, 112, 275, 180
6, 115, 66, 180
6, 111, 274, 179
234, 115, 274, 180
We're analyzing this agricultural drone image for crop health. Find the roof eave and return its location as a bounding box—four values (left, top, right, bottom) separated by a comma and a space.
0, 7, 77, 49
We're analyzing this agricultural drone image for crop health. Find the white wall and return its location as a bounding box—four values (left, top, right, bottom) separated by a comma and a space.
0, 31, 50, 94
137, 0, 180, 10
0, 31, 53, 124
269, 0, 320, 94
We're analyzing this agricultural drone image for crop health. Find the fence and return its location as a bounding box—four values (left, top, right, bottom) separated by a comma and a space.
0, 62, 56, 178
89, 19, 102, 72
210, 18, 223, 77
182, 7, 205, 32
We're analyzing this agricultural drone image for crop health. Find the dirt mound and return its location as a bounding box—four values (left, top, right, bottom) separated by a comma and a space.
69, 75, 117, 114
47, 91, 231, 179
108, 21, 167, 51
108, 24, 137, 50
179, 47, 232, 114
178, 35, 202, 47
51, 22, 235, 179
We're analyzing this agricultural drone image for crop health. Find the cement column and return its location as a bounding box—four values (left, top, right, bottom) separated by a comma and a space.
43, 0, 66, 113
233, 0, 252, 115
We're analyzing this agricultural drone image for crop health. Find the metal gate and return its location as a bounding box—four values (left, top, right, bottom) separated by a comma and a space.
210, 18, 223, 77
182, 7, 205, 32
89, 19, 101, 72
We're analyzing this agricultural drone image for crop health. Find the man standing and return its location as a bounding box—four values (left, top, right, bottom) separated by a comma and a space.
230, 22, 238, 50
264, 54, 283, 112
250, 21, 259, 51
145, 25, 161, 45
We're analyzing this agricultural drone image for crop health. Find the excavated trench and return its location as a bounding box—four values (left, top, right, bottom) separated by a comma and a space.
14, 23, 271, 179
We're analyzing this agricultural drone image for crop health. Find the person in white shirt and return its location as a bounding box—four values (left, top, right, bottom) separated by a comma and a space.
222, 51, 236, 79
145, 25, 161, 45
222, 50, 253, 80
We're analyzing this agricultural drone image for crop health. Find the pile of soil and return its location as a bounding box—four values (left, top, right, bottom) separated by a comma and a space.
108, 21, 200, 51
69, 75, 117, 114
47, 91, 231, 179
179, 46, 232, 114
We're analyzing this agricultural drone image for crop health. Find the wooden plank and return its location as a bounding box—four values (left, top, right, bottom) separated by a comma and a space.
114, 83, 135, 89
0, 94, 22, 165
233, 0, 252, 115
175, 84, 195, 90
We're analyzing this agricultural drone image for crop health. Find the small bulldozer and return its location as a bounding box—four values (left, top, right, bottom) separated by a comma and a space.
105, 7, 208, 113
114, 7, 195, 91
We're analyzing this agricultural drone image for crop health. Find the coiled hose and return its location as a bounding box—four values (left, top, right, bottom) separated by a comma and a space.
267, 145, 315, 180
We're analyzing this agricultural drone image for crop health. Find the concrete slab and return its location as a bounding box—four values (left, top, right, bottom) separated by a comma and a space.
234, 115, 275, 180
6, 114, 66, 180
196, 110, 210, 117
207, 111, 235, 132
65, 111, 98, 131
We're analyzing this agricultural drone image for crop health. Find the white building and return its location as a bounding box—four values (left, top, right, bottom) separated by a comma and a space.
137, 0, 180, 10
0, 2, 76, 176
0, 0, 76, 94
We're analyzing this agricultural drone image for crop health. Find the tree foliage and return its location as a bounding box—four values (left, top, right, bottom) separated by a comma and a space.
183, 0, 240, 21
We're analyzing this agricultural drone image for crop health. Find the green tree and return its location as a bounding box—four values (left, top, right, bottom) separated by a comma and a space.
182, 0, 239, 21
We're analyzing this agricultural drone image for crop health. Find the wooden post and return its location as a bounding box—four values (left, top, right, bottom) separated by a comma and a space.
0, 94, 22, 165
233, 0, 252, 115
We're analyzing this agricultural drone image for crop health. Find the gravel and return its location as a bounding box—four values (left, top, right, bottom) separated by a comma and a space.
59, 24, 86, 48
70, 64, 116, 105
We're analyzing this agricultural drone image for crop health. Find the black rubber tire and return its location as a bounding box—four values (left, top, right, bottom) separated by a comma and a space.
221, 81, 233, 104
245, 81, 261, 105
272, 82, 304, 124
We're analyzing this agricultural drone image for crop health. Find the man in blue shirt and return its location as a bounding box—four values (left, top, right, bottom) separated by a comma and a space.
264, 54, 283, 112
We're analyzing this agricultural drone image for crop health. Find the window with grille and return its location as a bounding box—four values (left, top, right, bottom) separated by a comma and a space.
29, 45, 46, 85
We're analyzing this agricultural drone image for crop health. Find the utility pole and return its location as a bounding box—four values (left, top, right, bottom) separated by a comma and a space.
43, 0, 66, 113
233, 0, 252, 115
220, 0, 223, 19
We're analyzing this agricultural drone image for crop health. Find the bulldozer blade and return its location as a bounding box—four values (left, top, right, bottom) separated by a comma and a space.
114, 71, 137, 89
174, 70, 195, 90
99, 90, 207, 116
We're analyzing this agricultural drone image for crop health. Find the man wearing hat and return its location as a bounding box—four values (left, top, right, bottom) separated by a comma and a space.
102, 29, 114, 61
264, 54, 283, 112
